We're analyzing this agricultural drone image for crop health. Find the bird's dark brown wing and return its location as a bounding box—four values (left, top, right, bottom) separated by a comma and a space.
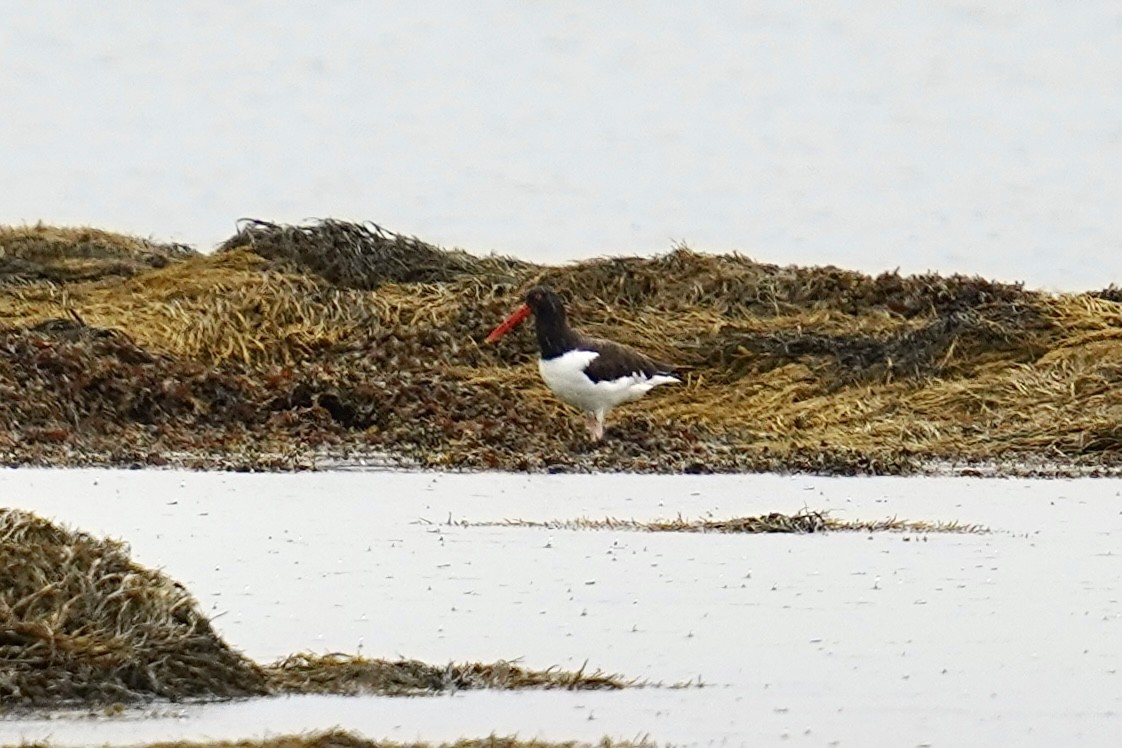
577, 335, 675, 383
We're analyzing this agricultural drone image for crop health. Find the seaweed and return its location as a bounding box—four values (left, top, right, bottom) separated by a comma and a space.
266, 653, 629, 695
467, 509, 986, 534
0, 218, 1120, 475
0, 224, 195, 285
219, 218, 527, 290
94, 731, 656, 748
0, 509, 267, 705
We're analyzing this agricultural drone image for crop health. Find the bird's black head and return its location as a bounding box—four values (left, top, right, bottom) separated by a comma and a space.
524, 286, 575, 358
525, 286, 566, 320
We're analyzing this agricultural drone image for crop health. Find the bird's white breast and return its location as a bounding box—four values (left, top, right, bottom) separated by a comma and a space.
538, 350, 678, 415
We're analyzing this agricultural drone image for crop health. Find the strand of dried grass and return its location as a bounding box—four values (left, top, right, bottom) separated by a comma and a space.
266, 653, 630, 695
466, 510, 985, 534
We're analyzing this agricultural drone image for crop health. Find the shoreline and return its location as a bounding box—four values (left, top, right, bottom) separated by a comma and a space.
2, 446, 1122, 479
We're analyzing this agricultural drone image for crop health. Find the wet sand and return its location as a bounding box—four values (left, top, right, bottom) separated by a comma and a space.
1, 469, 1121, 746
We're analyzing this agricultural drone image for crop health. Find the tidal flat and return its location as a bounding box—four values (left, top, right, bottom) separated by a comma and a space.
2, 469, 1120, 747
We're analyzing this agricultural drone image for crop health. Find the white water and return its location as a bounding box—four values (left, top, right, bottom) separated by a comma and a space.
1, 469, 1121, 746
2, 2, 1121, 290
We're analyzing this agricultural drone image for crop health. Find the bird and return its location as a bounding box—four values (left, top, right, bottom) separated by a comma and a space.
484, 286, 679, 441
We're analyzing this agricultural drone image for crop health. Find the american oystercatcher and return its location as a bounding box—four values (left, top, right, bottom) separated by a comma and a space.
485, 286, 680, 441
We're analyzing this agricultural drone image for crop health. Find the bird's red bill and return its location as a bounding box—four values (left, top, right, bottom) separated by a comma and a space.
485, 303, 531, 343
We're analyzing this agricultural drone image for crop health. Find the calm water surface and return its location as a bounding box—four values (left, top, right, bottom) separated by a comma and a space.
1, 2, 1121, 290
1, 469, 1120, 746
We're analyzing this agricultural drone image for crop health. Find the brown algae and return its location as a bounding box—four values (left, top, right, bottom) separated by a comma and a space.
1, 218, 1121, 474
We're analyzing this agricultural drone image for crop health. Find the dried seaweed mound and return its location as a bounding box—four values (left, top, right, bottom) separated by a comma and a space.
0, 508, 267, 706
219, 218, 527, 290
528, 246, 1030, 318
0, 224, 196, 285
1, 218, 1122, 475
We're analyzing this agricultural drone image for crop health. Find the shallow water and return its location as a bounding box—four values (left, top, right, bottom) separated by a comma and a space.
1, 469, 1121, 746
3, 3, 1121, 290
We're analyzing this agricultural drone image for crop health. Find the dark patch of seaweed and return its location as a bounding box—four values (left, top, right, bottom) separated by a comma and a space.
219, 218, 528, 290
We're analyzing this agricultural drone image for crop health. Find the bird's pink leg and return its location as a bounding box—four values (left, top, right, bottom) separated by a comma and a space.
589, 412, 606, 442
583, 412, 600, 441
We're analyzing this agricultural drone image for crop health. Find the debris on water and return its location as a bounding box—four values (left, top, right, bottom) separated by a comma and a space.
467, 509, 987, 534
265, 652, 630, 695
74, 730, 661, 748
